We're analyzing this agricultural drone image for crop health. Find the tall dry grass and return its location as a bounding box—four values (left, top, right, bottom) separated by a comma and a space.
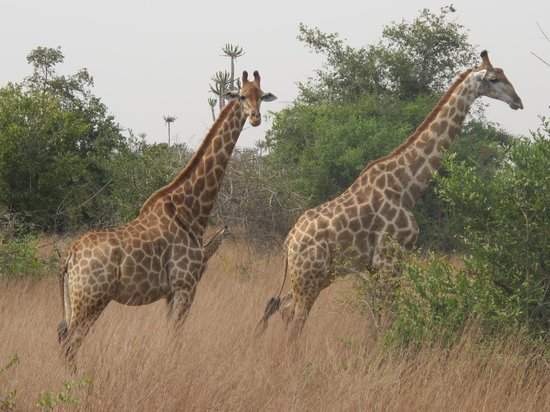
1, 238, 549, 411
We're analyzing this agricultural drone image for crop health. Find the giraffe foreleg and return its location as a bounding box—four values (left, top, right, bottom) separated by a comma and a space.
169, 286, 197, 328
367, 234, 408, 322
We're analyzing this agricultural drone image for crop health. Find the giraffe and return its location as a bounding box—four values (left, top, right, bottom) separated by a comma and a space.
57, 70, 276, 367
256, 50, 523, 339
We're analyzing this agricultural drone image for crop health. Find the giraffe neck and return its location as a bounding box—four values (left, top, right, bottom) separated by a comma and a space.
140, 100, 246, 236
350, 69, 479, 208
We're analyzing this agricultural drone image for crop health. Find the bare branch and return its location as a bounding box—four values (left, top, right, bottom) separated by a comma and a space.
537, 22, 550, 43
531, 51, 550, 68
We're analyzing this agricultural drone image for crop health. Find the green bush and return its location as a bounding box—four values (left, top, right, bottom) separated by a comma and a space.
384, 116, 550, 346
0, 355, 19, 412
436, 118, 550, 336
101, 136, 191, 225
0, 235, 52, 279
36, 377, 91, 412
384, 253, 513, 347
0, 48, 126, 231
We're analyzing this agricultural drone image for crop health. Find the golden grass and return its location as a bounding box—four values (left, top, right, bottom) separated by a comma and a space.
1, 239, 549, 411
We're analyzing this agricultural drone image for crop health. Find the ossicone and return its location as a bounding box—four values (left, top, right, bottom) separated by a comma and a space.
253, 70, 261, 86
480, 50, 493, 69
242, 70, 249, 83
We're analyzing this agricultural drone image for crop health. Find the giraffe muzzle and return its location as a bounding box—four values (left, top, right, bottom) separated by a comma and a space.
509, 98, 524, 110
249, 113, 262, 126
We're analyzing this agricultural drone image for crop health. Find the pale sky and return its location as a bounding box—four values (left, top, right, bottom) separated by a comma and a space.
2, 0, 549, 148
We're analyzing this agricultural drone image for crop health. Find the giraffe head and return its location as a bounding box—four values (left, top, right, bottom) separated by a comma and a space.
473, 50, 523, 110
226, 70, 277, 126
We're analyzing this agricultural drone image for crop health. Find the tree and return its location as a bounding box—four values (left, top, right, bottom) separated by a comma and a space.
163, 115, 177, 145
370, 6, 477, 98
432, 115, 550, 334
296, 6, 476, 102
0, 47, 125, 231
222, 43, 245, 90
207, 97, 217, 121
208, 43, 245, 114
209, 71, 231, 110
107, 133, 192, 223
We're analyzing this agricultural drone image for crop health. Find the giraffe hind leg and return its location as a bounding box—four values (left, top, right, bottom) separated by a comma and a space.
254, 296, 282, 337
279, 292, 295, 328
61, 303, 107, 372
288, 297, 316, 342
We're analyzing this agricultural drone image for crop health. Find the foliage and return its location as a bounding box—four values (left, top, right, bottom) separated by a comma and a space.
296, 6, 476, 103
370, 6, 477, 98
415, 121, 513, 249
105, 135, 191, 224
384, 253, 494, 346
381, 117, 550, 346
436, 118, 550, 335
0, 47, 125, 231
265, 94, 432, 203
36, 377, 91, 412
0, 234, 53, 279
0, 355, 19, 412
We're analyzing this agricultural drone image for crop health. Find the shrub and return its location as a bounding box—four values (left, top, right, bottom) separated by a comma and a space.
213, 148, 307, 243
36, 378, 91, 412
383, 252, 513, 347
0, 355, 19, 412
381, 116, 550, 346
0, 234, 53, 279
436, 118, 550, 337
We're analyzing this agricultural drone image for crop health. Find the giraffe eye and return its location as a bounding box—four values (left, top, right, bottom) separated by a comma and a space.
489, 78, 499, 83
239, 95, 246, 100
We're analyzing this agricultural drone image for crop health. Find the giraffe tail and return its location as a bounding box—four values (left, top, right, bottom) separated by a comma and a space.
254, 254, 288, 337
57, 254, 71, 343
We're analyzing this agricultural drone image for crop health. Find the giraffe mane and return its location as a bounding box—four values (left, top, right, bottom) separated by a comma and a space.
139, 100, 239, 216
359, 68, 473, 174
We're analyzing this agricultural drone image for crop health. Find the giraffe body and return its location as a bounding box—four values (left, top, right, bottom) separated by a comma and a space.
257, 51, 523, 338
58, 71, 276, 367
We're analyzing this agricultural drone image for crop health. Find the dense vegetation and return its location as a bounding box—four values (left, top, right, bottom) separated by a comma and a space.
0, 7, 548, 348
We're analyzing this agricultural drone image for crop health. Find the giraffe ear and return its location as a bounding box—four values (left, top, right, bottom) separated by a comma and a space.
261, 92, 277, 102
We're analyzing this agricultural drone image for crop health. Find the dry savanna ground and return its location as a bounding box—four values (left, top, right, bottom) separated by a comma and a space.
1, 236, 549, 411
